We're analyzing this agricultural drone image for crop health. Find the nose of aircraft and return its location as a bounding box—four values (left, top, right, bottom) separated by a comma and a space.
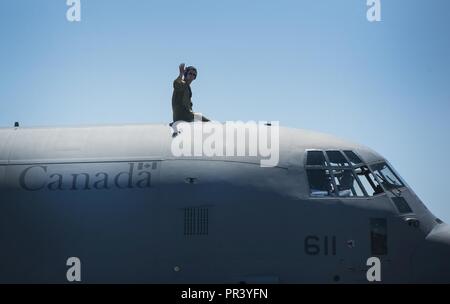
411, 223, 450, 283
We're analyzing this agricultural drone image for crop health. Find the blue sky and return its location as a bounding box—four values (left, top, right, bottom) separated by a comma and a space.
0, 0, 449, 221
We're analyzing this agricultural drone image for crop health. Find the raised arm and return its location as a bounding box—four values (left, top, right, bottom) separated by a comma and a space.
173, 63, 186, 91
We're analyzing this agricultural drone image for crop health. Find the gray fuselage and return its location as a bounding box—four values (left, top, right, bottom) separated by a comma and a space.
0, 123, 448, 283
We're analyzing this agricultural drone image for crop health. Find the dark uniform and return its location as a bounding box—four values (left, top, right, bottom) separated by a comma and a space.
172, 76, 194, 122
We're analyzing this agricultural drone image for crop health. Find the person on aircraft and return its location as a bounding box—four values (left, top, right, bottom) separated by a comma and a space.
171, 63, 210, 123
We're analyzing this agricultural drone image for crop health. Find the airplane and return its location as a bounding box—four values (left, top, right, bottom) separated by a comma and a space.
0, 122, 449, 283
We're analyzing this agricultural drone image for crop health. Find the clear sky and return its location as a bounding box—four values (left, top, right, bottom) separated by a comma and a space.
0, 0, 449, 221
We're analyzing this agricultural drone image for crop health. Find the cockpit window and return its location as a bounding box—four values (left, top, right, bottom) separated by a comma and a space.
370, 162, 404, 190
305, 149, 386, 198
332, 169, 365, 197
343, 150, 362, 166
354, 166, 383, 196
306, 151, 327, 166
326, 151, 349, 167
306, 169, 335, 197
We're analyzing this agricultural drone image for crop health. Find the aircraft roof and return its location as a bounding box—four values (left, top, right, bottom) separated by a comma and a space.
0, 123, 384, 167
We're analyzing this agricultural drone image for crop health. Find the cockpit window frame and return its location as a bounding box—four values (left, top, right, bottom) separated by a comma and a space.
305, 150, 328, 167
304, 149, 388, 199
343, 150, 364, 166
325, 150, 350, 167
367, 161, 407, 193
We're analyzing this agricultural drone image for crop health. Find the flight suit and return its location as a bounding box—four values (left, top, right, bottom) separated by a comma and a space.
172, 76, 194, 122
